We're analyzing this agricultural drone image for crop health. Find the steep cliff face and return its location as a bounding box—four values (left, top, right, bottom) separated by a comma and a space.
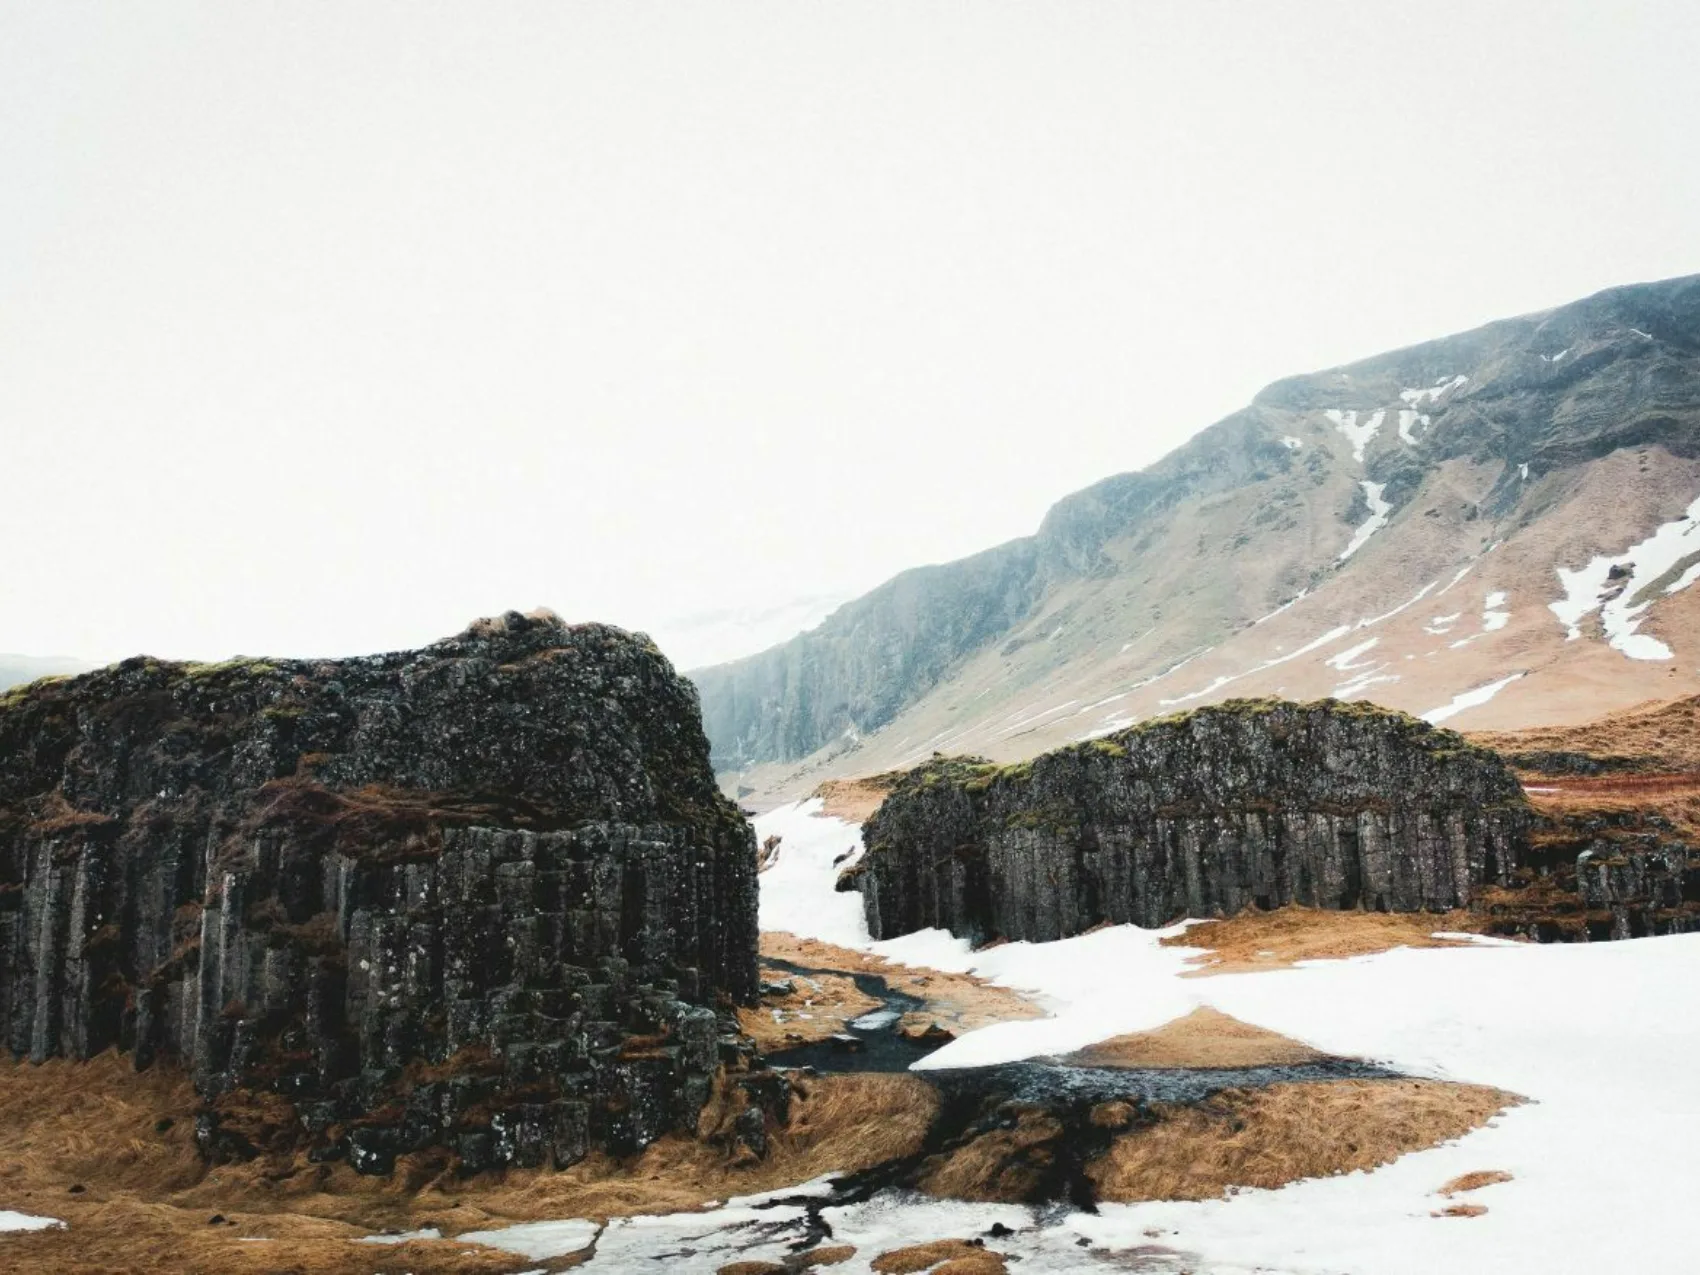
697, 274, 1700, 790
694, 540, 1043, 770
0, 611, 758, 1172
855, 701, 1530, 944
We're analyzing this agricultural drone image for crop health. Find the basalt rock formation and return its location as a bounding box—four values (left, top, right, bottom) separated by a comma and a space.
0, 611, 759, 1173
854, 700, 1530, 944
1476, 803, 1700, 942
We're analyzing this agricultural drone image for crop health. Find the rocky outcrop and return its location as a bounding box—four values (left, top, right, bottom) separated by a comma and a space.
0, 611, 759, 1172
855, 701, 1530, 944
1576, 842, 1697, 940
1477, 804, 1700, 943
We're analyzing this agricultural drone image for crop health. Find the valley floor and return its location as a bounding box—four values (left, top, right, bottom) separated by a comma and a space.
717, 802, 1700, 1275
4, 801, 1696, 1273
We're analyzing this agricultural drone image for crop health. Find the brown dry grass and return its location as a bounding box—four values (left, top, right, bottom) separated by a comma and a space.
0, 1054, 936, 1273
0, 1056, 520, 1273
1434, 1203, 1488, 1218
1438, 1169, 1513, 1196
1163, 906, 1492, 975
759, 933, 1040, 1035
813, 774, 900, 825
1473, 693, 1700, 772
1520, 772, 1700, 842
1086, 1079, 1517, 1203
930, 1257, 1008, 1275
415, 1070, 937, 1225
738, 967, 884, 1050
1060, 1008, 1327, 1069
871, 1238, 1006, 1273
719, 1246, 857, 1271
916, 1109, 1062, 1202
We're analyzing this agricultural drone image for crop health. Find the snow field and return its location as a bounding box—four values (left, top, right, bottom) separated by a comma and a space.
750, 803, 1700, 1275
457, 801, 1700, 1272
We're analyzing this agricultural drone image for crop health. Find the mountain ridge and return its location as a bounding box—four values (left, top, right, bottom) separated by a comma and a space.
693, 274, 1700, 798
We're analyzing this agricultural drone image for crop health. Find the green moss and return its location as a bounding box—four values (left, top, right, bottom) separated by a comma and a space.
0, 673, 70, 712
900, 754, 1002, 794
184, 657, 280, 679
878, 696, 1525, 816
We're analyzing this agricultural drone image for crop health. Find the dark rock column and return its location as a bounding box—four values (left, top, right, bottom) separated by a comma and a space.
0, 612, 761, 1172
859, 701, 1533, 943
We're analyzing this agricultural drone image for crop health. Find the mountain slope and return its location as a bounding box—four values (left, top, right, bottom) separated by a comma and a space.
693, 274, 1700, 800
0, 655, 89, 692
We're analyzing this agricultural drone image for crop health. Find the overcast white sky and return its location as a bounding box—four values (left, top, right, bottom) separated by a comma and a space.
4, 2, 1697, 670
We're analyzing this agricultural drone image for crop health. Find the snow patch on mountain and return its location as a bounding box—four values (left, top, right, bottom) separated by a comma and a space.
1326, 637, 1380, 671
1437, 562, 1477, 596
1482, 591, 1510, 632
1399, 374, 1468, 406
1358, 579, 1438, 629
1548, 492, 1700, 659
1326, 409, 1385, 463
1421, 672, 1525, 724
1340, 481, 1392, 561
1334, 670, 1400, 698
1159, 625, 1352, 707
1667, 561, 1700, 596
994, 700, 1081, 739
1254, 590, 1309, 625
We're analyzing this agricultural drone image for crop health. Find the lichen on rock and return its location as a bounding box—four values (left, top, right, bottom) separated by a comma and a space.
0, 610, 759, 1172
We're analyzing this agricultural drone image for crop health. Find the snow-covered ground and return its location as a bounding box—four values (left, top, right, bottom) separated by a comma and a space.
0, 1211, 63, 1234
463, 801, 1700, 1273
746, 802, 1700, 1275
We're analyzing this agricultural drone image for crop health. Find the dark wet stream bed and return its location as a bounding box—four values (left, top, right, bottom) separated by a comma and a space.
759, 957, 1403, 1214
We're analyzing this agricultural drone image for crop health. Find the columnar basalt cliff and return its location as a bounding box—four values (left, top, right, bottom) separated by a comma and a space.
1476, 804, 1700, 942
854, 700, 1531, 944
0, 611, 759, 1173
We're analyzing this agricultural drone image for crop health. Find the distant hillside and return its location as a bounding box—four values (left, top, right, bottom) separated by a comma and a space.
1472, 693, 1700, 774
693, 274, 1700, 804
0, 654, 89, 692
